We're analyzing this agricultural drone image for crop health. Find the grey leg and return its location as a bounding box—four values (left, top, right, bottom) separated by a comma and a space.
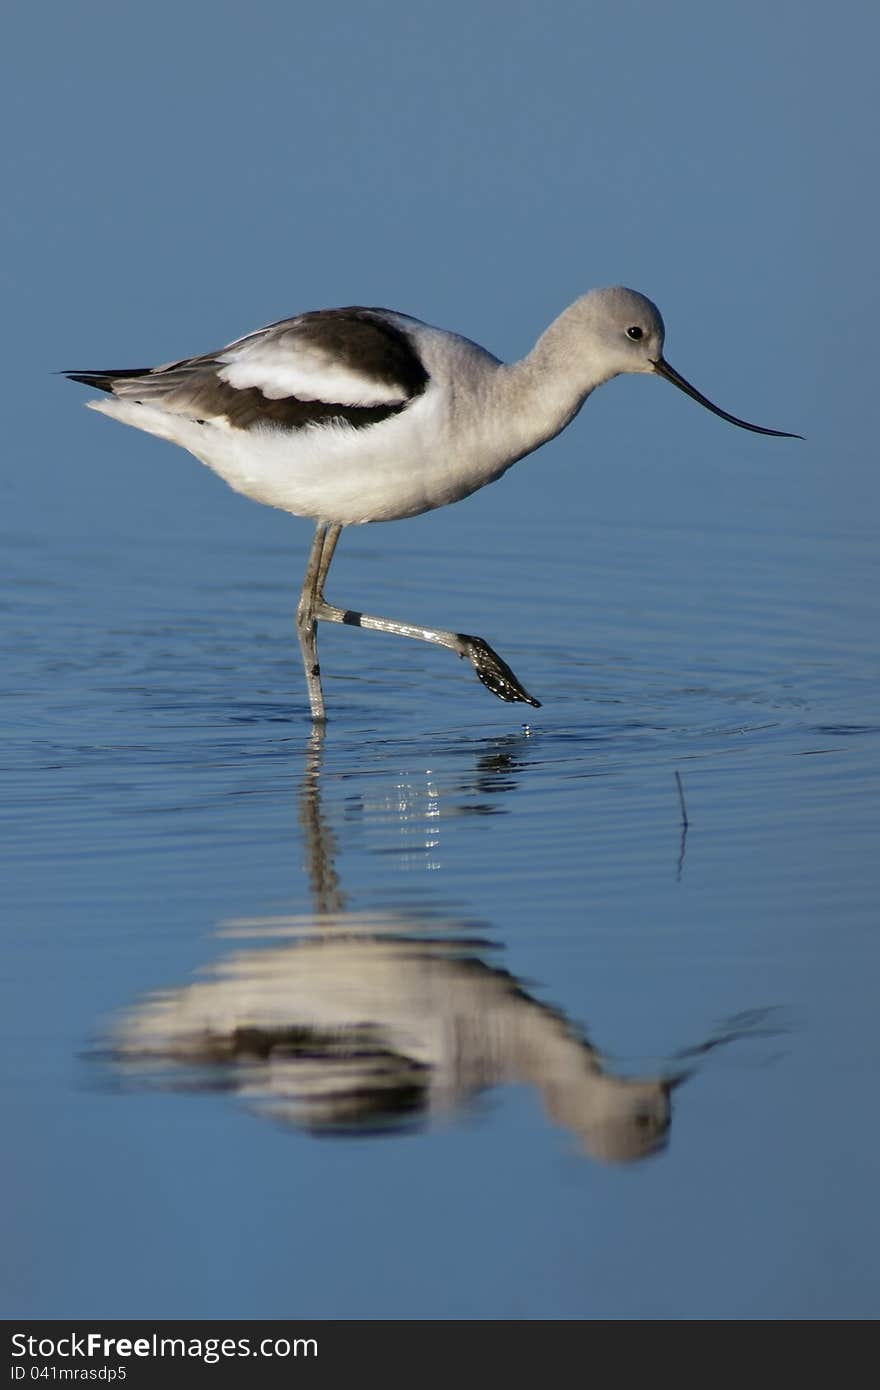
318, 602, 539, 705
298, 522, 540, 717
295, 523, 331, 722
315, 554, 540, 709
315, 522, 342, 597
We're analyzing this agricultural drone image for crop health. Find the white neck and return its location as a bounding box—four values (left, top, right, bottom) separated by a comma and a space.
491, 295, 621, 457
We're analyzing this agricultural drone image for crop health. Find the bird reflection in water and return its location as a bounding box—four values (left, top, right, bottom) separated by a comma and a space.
112, 919, 679, 1161
107, 734, 767, 1162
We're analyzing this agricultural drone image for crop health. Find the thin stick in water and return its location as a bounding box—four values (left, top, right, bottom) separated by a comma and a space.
675, 770, 689, 828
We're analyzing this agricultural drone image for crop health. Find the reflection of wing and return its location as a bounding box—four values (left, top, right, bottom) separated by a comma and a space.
65, 308, 430, 432
110, 916, 674, 1161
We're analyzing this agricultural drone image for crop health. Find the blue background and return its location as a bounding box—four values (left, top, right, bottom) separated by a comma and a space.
2, 0, 878, 1321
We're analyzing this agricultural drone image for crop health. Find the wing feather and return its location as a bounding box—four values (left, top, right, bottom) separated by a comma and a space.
65, 308, 430, 432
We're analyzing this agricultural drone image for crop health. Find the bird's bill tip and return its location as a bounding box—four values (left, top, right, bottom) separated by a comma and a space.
652, 358, 803, 439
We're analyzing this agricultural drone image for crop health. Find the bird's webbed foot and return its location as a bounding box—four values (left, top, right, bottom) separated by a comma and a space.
459, 635, 541, 707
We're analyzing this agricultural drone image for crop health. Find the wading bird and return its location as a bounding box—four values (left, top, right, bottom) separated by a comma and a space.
67, 288, 799, 719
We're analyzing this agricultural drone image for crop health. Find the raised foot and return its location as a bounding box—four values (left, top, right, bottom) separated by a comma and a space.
460, 635, 541, 707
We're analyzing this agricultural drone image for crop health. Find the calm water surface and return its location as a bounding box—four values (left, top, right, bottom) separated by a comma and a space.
3, 452, 879, 1319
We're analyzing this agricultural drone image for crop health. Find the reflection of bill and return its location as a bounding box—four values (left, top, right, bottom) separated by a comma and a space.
111, 913, 677, 1163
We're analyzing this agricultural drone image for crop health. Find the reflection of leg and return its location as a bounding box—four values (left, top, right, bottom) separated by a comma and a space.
298, 726, 346, 915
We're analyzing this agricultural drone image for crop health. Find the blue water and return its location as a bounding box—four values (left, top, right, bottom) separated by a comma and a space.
3, 0, 879, 1324
3, 430, 878, 1318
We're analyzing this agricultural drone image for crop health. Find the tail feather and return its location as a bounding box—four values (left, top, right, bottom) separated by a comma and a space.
64, 367, 153, 394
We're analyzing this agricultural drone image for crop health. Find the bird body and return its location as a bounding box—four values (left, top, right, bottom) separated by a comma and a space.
67, 287, 798, 719
77, 297, 623, 526
83, 313, 503, 524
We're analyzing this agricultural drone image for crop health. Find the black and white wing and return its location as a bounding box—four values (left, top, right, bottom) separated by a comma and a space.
65, 308, 430, 431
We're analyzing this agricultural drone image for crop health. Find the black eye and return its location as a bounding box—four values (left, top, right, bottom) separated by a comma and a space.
627, 326, 643, 341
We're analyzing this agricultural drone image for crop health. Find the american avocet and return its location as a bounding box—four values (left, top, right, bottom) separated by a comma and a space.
66, 288, 799, 720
